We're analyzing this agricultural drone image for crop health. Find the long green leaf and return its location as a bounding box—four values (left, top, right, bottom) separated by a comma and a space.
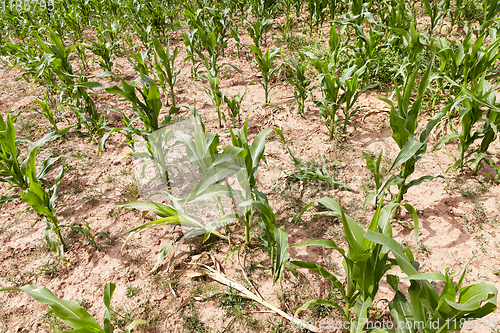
0, 286, 103, 332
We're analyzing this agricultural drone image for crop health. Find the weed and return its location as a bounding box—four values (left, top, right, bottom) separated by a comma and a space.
182, 300, 209, 333
126, 284, 142, 299
457, 176, 489, 198
107, 207, 122, 219
286, 35, 323, 54
40, 309, 71, 332
76, 298, 92, 310
121, 182, 139, 202
267, 317, 289, 333
6, 271, 38, 287
110, 305, 137, 330
472, 202, 488, 225
419, 243, 432, 255
217, 286, 248, 317
373, 43, 405, 86
39, 259, 60, 278
286, 150, 349, 191
105, 175, 115, 183
83, 192, 100, 206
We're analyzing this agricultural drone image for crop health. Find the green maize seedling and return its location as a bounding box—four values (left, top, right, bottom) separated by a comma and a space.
247, 16, 272, 48
306, 0, 329, 36
366, 231, 498, 333
283, 52, 312, 117
249, 45, 281, 104
36, 27, 75, 83
224, 91, 247, 125
0, 114, 72, 199
127, 48, 150, 76
311, 61, 364, 139
312, 60, 342, 140
0, 283, 146, 333
240, 191, 290, 284
31, 92, 59, 131
62, 221, 112, 250
203, 67, 225, 128
293, 199, 419, 333
377, 59, 448, 213
105, 73, 164, 133
90, 39, 121, 72
229, 118, 284, 243
153, 38, 181, 107
230, 25, 242, 58
434, 74, 500, 175
377, 0, 409, 31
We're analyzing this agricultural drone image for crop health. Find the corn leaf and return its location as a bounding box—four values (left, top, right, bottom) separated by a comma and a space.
0, 286, 103, 332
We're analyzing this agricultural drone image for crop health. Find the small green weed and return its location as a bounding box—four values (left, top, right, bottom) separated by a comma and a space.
419, 243, 432, 255
39, 259, 60, 278
182, 300, 209, 333
472, 202, 488, 225
126, 284, 142, 299
83, 193, 100, 206
456, 176, 488, 198
76, 298, 92, 310
216, 286, 251, 318
40, 308, 71, 332
121, 182, 139, 202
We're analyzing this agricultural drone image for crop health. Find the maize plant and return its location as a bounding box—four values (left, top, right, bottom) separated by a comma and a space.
377, 0, 409, 31
153, 38, 180, 107
224, 91, 247, 125
434, 26, 500, 88
105, 73, 165, 133
120, 112, 252, 268
293, 199, 419, 333
127, 48, 150, 75
247, 16, 272, 48
306, 0, 329, 36
0, 114, 72, 201
32, 92, 60, 131
376, 60, 448, 209
0, 283, 145, 332
89, 38, 121, 72
366, 231, 498, 333
249, 45, 281, 104
184, 4, 231, 69
202, 66, 225, 128
240, 191, 291, 284
229, 118, 284, 242
327, 24, 350, 76
311, 61, 365, 139
345, 19, 385, 86
482, 0, 500, 23
36, 27, 75, 86
435, 74, 500, 175
284, 52, 312, 117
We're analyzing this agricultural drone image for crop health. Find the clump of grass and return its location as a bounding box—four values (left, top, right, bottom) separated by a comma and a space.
76, 298, 92, 310
39, 259, 60, 278
472, 202, 488, 225
121, 182, 139, 202
373, 43, 405, 86
40, 308, 71, 332
126, 284, 142, 299
182, 300, 209, 333
216, 286, 248, 318
455, 176, 488, 198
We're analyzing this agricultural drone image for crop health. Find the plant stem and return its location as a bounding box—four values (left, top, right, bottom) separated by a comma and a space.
54, 225, 67, 252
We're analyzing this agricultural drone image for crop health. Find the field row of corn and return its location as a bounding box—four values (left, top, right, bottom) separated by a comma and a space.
0, 0, 500, 332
